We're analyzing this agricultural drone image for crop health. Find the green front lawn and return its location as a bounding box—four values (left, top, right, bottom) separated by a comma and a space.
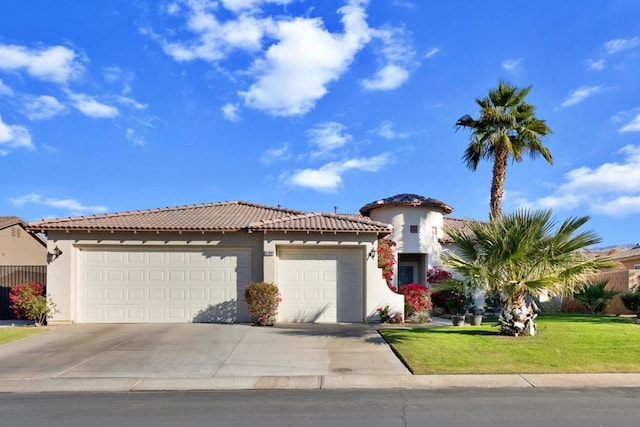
379, 314, 640, 374
0, 327, 45, 345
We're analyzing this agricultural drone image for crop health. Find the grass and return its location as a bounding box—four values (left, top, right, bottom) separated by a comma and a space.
0, 326, 45, 345
379, 314, 640, 374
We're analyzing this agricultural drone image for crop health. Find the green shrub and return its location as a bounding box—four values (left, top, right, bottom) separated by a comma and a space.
575, 279, 619, 315
621, 286, 640, 317
244, 282, 281, 325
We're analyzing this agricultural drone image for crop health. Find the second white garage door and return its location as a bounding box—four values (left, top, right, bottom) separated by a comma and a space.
78, 247, 251, 323
277, 248, 363, 323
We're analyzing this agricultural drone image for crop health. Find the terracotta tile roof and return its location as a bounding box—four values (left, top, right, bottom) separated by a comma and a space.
441, 217, 473, 243
249, 213, 392, 234
27, 201, 392, 234
360, 193, 454, 216
0, 216, 24, 230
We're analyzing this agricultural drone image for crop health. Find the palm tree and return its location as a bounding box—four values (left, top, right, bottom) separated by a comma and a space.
441, 209, 614, 336
456, 81, 553, 219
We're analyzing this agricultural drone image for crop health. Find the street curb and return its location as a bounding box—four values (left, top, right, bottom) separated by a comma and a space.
2, 374, 640, 393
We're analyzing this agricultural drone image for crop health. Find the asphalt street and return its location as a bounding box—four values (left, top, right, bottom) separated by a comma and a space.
1, 389, 639, 427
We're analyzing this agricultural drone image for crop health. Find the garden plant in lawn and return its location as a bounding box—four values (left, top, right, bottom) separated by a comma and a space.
441, 209, 614, 336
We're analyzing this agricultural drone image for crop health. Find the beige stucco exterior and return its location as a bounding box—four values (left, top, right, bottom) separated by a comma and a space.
45, 229, 402, 323
367, 205, 445, 288
0, 224, 46, 266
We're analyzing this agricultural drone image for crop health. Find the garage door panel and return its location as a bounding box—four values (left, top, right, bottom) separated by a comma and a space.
278, 249, 362, 323
78, 248, 251, 323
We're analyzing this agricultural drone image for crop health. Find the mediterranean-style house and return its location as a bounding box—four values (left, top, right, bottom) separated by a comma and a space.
27, 194, 458, 324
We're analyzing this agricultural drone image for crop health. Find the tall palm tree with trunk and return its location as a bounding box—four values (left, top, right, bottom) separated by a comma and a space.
456, 80, 553, 219
441, 210, 614, 336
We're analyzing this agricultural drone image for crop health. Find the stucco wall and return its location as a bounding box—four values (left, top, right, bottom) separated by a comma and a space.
367, 206, 443, 258
0, 225, 46, 266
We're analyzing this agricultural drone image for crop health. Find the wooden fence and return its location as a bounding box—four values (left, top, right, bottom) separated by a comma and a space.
0, 265, 47, 320
590, 269, 640, 315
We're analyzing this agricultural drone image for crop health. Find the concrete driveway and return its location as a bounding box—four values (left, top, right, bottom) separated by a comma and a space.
0, 323, 410, 380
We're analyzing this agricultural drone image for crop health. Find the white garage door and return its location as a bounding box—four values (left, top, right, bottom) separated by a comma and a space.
78, 247, 251, 323
277, 248, 363, 323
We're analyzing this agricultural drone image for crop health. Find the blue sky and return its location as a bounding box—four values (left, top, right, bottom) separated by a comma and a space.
1, 0, 639, 247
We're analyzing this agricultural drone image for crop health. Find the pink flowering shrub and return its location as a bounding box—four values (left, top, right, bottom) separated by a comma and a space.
377, 238, 396, 291
399, 283, 432, 317
9, 282, 58, 325
244, 282, 282, 325
427, 266, 452, 284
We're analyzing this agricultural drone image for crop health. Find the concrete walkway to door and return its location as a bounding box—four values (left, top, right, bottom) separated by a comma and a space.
0, 322, 410, 392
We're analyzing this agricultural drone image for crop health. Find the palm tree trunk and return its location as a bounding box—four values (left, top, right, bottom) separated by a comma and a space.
498, 290, 538, 336
489, 138, 509, 220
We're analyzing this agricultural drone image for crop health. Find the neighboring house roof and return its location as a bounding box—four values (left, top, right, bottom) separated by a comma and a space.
608, 246, 640, 262
0, 216, 25, 230
0, 216, 47, 247
359, 193, 454, 216
27, 201, 393, 235
441, 217, 473, 244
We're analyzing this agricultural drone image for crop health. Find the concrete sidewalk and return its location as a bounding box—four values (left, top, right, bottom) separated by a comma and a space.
3, 373, 640, 393
1, 321, 639, 393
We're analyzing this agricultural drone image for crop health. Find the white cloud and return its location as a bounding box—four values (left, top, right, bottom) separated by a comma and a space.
620, 113, 640, 133
125, 128, 145, 146
155, 0, 415, 115
116, 96, 148, 110
221, 102, 241, 121
592, 196, 640, 217
560, 86, 602, 107
285, 154, 388, 192
306, 121, 352, 154
10, 193, 108, 216
361, 26, 415, 91
0, 44, 83, 84
0, 114, 34, 155
155, 1, 272, 62
66, 91, 119, 118
521, 145, 640, 217
220, 0, 293, 13
0, 79, 13, 96
604, 36, 640, 54
587, 59, 605, 71
501, 58, 522, 72
361, 64, 409, 91
372, 121, 410, 139
23, 95, 67, 120
260, 143, 291, 164
240, 2, 372, 115
424, 47, 439, 58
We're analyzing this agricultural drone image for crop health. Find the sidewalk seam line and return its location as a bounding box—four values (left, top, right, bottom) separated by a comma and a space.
519, 374, 536, 388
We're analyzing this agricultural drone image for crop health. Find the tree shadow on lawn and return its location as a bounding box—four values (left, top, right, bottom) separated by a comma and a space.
380, 327, 500, 346
536, 314, 635, 325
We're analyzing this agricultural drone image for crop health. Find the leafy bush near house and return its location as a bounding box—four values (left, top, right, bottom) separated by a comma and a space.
244, 282, 281, 325
9, 282, 58, 325
432, 280, 474, 315
621, 286, 640, 317
574, 279, 619, 315
399, 283, 432, 318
